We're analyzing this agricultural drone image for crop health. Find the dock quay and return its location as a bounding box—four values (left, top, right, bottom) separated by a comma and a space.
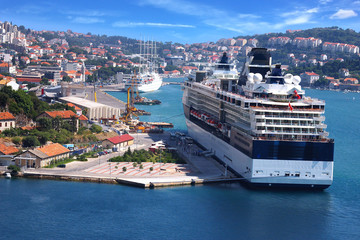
16, 132, 237, 189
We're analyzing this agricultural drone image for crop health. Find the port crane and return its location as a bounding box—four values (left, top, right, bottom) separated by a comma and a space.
119, 73, 138, 122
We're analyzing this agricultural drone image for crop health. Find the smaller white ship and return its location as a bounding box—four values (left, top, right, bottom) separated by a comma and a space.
129, 72, 162, 93
125, 39, 163, 93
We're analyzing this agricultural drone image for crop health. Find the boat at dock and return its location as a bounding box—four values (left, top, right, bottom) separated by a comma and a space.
124, 40, 163, 93
182, 49, 334, 189
134, 96, 161, 105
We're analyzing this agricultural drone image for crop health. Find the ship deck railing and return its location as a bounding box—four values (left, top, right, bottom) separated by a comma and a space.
253, 136, 332, 143
251, 106, 324, 112
187, 81, 323, 104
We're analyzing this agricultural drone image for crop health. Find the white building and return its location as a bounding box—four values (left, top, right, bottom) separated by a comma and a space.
59, 96, 122, 121
0, 112, 16, 132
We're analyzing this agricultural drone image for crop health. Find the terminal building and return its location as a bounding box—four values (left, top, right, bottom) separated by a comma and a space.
59, 96, 122, 121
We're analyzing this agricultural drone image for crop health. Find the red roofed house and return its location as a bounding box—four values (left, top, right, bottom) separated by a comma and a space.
0, 112, 16, 132
344, 78, 359, 84
0, 143, 19, 155
15, 143, 70, 168
66, 103, 82, 115
300, 72, 320, 86
37, 110, 79, 131
78, 114, 89, 127
102, 134, 134, 150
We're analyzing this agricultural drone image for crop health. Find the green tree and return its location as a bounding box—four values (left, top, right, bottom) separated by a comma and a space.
8, 165, 20, 173
90, 124, 102, 133
41, 77, 50, 85
22, 136, 40, 147
52, 116, 63, 132
0, 92, 9, 109
122, 166, 127, 172
37, 131, 51, 145
37, 117, 52, 130
62, 76, 71, 82
12, 136, 22, 145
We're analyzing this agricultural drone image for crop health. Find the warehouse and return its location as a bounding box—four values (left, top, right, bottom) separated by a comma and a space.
59, 96, 122, 121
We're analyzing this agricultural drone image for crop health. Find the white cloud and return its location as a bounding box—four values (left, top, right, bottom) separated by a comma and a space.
63, 10, 108, 17
306, 8, 318, 13
281, 8, 318, 17
113, 21, 195, 28
236, 13, 261, 19
72, 17, 105, 24
285, 15, 312, 25
319, 0, 332, 4
139, 0, 318, 35
330, 9, 357, 19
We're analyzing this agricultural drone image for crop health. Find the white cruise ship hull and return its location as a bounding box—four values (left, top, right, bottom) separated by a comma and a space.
186, 119, 333, 189
125, 73, 163, 93
137, 79, 162, 92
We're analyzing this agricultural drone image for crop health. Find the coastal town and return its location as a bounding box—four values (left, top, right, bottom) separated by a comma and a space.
0, 20, 358, 185
1, 21, 360, 91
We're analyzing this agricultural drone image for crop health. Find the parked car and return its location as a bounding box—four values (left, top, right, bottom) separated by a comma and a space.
57, 164, 66, 168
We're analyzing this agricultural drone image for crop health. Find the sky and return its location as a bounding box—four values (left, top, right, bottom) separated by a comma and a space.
1, 0, 360, 43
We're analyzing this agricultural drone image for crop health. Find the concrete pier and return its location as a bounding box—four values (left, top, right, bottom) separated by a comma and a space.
20, 132, 238, 189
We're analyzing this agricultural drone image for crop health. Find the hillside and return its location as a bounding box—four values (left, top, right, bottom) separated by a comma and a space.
236, 27, 360, 47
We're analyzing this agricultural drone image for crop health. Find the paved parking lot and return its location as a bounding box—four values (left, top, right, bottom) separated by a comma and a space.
85, 162, 192, 176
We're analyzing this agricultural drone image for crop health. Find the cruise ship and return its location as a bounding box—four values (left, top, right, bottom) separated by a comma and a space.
182, 49, 334, 189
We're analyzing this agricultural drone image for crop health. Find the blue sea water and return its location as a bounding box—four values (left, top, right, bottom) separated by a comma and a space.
106, 78, 187, 131
1, 84, 360, 240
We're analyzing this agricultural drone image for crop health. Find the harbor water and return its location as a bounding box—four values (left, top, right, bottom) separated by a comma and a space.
1, 80, 360, 239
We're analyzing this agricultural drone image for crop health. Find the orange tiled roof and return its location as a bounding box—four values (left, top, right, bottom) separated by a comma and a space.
304, 72, 319, 76
21, 126, 36, 131
44, 110, 78, 119
37, 143, 70, 157
0, 112, 15, 120
79, 115, 88, 121
0, 62, 9, 67
66, 103, 81, 111
0, 143, 19, 155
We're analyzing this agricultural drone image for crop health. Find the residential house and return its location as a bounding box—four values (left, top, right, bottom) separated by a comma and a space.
78, 114, 89, 127
339, 68, 350, 78
0, 142, 19, 166
66, 103, 82, 115
300, 72, 320, 86
0, 112, 16, 132
15, 143, 70, 168
343, 78, 359, 84
329, 81, 340, 90
102, 134, 134, 150
0, 77, 19, 90
37, 110, 79, 130
0, 143, 19, 155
